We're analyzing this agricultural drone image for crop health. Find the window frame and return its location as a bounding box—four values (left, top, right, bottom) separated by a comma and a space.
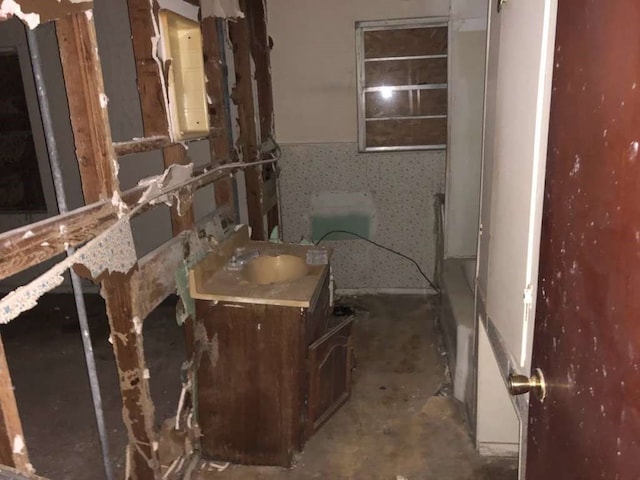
355, 17, 449, 153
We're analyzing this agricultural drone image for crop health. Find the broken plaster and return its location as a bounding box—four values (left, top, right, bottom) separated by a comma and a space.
137, 162, 194, 210
0, 0, 39, 29
0, 0, 94, 28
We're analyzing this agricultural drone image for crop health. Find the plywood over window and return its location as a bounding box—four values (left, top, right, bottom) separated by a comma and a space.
356, 19, 448, 152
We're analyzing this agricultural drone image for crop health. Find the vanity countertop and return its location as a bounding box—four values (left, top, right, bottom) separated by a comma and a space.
189, 227, 331, 308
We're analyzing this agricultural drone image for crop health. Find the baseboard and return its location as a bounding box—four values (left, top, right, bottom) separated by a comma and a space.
478, 441, 519, 457
336, 287, 436, 295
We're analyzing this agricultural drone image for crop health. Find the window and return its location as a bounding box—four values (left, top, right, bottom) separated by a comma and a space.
356, 19, 448, 152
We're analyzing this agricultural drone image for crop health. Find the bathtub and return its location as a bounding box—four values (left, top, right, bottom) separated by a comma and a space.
440, 257, 476, 417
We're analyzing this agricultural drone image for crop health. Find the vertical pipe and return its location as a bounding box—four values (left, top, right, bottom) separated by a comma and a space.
26, 27, 115, 480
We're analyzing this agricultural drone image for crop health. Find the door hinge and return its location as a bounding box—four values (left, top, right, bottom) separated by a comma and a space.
523, 286, 534, 306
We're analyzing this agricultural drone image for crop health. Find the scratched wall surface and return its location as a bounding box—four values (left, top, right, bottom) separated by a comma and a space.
279, 143, 444, 290
527, 1, 640, 478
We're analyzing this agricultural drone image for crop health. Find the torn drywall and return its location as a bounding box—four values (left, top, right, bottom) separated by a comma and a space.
201, 0, 243, 19
0, 0, 93, 27
175, 213, 227, 325
0, 0, 39, 28
0, 219, 137, 323
137, 162, 194, 208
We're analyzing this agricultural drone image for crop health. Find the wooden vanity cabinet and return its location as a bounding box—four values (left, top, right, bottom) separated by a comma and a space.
195, 270, 353, 467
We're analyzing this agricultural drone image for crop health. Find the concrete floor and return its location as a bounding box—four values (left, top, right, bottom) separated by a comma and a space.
1, 293, 517, 480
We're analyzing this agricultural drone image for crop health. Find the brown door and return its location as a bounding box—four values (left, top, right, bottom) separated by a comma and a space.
527, 1, 640, 478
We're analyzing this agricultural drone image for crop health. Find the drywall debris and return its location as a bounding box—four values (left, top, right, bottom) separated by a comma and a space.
0, 219, 136, 323
111, 190, 128, 218
0, 0, 39, 29
1, 0, 94, 26
12, 434, 24, 454
137, 163, 194, 207
74, 219, 136, 277
21, 231, 34, 239
201, 0, 243, 18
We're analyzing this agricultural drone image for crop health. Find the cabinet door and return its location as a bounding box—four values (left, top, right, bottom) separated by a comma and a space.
306, 316, 354, 438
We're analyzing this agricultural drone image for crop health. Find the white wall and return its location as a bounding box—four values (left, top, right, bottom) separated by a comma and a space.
268, 0, 449, 290
444, 0, 487, 258
269, 0, 449, 144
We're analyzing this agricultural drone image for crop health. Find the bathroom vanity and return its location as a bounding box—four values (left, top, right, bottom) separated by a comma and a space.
189, 228, 353, 466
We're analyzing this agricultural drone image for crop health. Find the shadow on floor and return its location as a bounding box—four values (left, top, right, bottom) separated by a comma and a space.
1, 293, 517, 479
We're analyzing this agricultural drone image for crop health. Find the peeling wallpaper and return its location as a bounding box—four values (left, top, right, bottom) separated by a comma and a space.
279, 142, 445, 290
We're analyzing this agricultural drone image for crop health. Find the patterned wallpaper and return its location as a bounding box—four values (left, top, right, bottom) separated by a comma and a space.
278, 142, 445, 290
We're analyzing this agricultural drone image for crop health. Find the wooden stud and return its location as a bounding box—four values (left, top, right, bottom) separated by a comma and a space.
201, 16, 236, 213
102, 270, 160, 479
228, 3, 265, 240
0, 336, 30, 472
246, 0, 274, 142
162, 144, 196, 235
55, 13, 119, 203
126, 0, 170, 137
114, 136, 172, 156
245, 0, 280, 239
57, 12, 160, 480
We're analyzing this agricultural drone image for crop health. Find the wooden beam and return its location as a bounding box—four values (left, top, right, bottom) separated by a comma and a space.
0, 162, 238, 282
56, 13, 119, 203
126, 0, 170, 137
162, 145, 196, 235
0, 336, 30, 472
57, 12, 159, 480
101, 271, 160, 479
245, 0, 280, 238
134, 233, 186, 321
246, 0, 274, 141
113, 136, 172, 156
229, 5, 265, 240
0, 202, 118, 281
201, 16, 236, 212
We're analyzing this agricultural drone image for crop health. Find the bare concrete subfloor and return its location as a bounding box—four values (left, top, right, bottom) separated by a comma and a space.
1, 293, 517, 480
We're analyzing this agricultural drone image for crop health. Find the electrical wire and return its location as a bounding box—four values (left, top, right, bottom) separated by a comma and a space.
314, 230, 439, 292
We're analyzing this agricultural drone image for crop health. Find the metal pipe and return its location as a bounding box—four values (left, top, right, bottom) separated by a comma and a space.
26, 27, 115, 480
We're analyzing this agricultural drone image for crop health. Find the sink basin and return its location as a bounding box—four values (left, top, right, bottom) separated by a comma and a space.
244, 254, 309, 285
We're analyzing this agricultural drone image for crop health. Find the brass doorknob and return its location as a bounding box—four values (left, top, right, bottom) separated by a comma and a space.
507, 368, 546, 401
